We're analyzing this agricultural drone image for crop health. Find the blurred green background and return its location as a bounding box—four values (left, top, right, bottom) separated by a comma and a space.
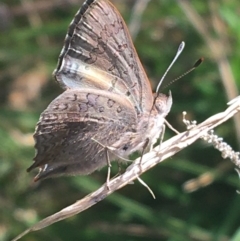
1, 0, 240, 240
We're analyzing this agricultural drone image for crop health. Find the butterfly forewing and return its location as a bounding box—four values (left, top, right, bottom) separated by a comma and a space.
54, 0, 153, 113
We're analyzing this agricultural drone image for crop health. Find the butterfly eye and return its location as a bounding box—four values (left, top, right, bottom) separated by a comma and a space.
122, 144, 129, 151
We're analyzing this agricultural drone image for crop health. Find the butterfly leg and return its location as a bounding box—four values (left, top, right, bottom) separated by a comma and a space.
117, 161, 122, 175
138, 138, 149, 173
104, 146, 112, 190
136, 138, 156, 198
158, 124, 166, 153
91, 137, 113, 190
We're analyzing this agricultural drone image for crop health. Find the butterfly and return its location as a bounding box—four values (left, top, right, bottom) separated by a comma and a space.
27, 0, 172, 181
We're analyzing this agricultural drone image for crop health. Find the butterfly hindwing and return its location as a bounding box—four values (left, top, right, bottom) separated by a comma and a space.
28, 89, 137, 179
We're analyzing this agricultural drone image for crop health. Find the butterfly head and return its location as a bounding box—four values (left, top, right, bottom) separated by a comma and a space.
153, 91, 172, 117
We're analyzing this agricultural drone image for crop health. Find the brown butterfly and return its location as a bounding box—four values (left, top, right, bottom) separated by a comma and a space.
27, 0, 172, 181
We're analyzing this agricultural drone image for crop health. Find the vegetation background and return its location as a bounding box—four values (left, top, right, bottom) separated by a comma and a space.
1, 0, 240, 240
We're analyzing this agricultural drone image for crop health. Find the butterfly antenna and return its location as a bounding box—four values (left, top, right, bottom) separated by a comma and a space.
162, 57, 204, 90
156, 41, 185, 94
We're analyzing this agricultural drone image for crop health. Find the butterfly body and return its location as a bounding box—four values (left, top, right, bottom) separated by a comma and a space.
28, 0, 172, 181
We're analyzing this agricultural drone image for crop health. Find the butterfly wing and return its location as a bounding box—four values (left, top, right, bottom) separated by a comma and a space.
28, 89, 138, 180
54, 0, 153, 113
